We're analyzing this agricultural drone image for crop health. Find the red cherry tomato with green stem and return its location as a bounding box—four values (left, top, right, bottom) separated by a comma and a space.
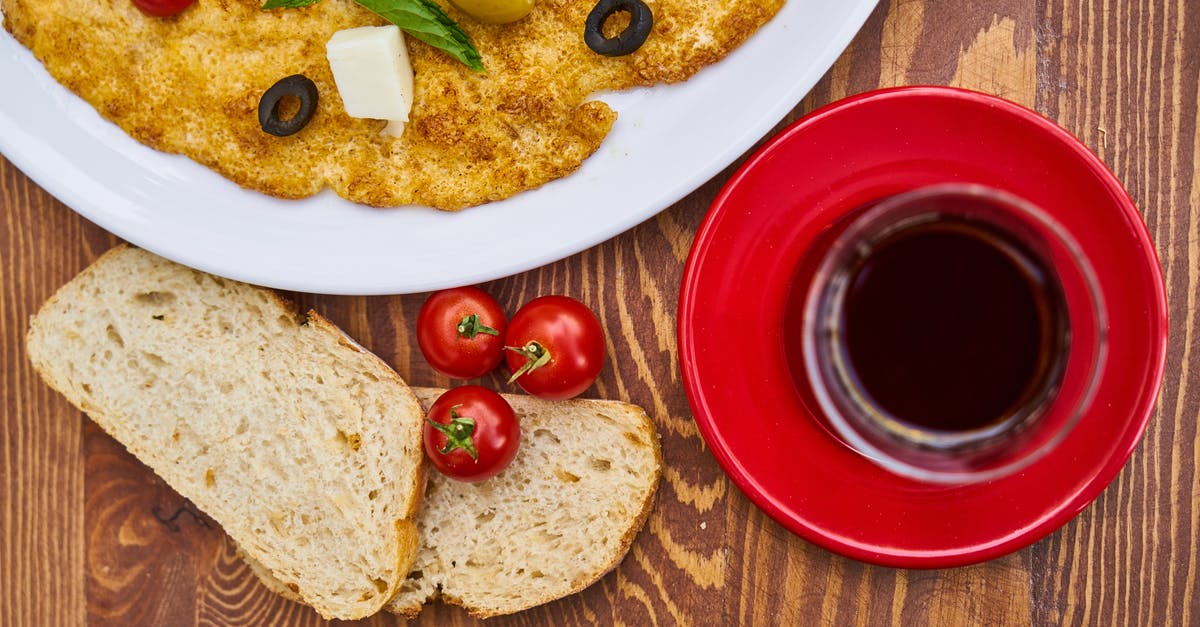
132, 0, 195, 17
423, 386, 520, 482
417, 287, 507, 379
505, 295, 605, 400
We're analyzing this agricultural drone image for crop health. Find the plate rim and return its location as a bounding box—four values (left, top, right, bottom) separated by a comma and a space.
0, 0, 881, 295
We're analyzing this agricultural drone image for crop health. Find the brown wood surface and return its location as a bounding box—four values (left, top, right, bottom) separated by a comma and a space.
3, 0, 1197, 624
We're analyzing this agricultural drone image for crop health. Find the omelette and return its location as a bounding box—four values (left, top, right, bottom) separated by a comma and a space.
2, 0, 784, 210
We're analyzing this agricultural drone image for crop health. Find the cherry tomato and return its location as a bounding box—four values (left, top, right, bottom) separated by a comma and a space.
505, 295, 605, 400
132, 0, 195, 17
423, 386, 520, 482
417, 287, 507, 379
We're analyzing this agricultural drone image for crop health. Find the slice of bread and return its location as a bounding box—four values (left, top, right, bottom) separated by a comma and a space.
25, 245, 426, 620
243, 387, 663, 618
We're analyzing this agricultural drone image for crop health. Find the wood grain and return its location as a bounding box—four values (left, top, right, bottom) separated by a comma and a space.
1033, 0, 1200, 625
2, 0, 1198, 624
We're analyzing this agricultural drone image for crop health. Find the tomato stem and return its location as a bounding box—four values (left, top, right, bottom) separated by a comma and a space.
505, 341, 551, 384
456, 313, 499, 339
427, 406, 479, 460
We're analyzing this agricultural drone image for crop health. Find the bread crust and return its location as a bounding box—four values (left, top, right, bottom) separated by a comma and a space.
25, 245, 426, 619
303, 310, 430, 523
397, 389, 663, 618
452, 396, 663, 619
243, 388, 662, 619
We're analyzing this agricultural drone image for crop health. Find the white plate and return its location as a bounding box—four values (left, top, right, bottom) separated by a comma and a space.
0, 1, 878, 295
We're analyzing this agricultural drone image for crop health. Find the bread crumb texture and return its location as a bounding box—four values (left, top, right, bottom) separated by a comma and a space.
24, 246, 425, 620
387, 388, 663, 618
237, 390, 661, 617
1, 0, 783, 210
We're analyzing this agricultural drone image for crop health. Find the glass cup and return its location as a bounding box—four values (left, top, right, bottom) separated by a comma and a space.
800, 183, 1107, 484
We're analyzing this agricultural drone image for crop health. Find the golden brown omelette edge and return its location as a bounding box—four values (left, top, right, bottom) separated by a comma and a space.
2, 0, 785, 210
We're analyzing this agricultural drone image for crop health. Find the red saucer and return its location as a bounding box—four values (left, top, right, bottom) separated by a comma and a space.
677, 87, 1167, 568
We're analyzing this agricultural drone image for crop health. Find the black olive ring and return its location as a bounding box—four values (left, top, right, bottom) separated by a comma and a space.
584, 0, 653, 57
258, 74, 319, 137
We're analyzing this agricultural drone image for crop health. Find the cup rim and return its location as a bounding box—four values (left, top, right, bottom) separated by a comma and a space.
677, 85, 1166, 567
801, 182, 1110, 484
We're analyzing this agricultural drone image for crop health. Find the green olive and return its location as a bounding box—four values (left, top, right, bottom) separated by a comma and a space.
450, 0, 534, 24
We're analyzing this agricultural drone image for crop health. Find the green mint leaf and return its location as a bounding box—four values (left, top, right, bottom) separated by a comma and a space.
261, 0, 483, 72
354, 0, 484, 72
261, 0, 322, 9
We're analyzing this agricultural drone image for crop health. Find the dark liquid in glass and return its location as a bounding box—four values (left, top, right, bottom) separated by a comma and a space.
840, 218, 1066, 432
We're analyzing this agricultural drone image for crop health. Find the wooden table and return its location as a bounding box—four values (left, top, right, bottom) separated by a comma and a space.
4, 0, 1197, 624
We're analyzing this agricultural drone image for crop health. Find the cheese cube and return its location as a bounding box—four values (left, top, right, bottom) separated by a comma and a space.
326, 25, 414, 130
